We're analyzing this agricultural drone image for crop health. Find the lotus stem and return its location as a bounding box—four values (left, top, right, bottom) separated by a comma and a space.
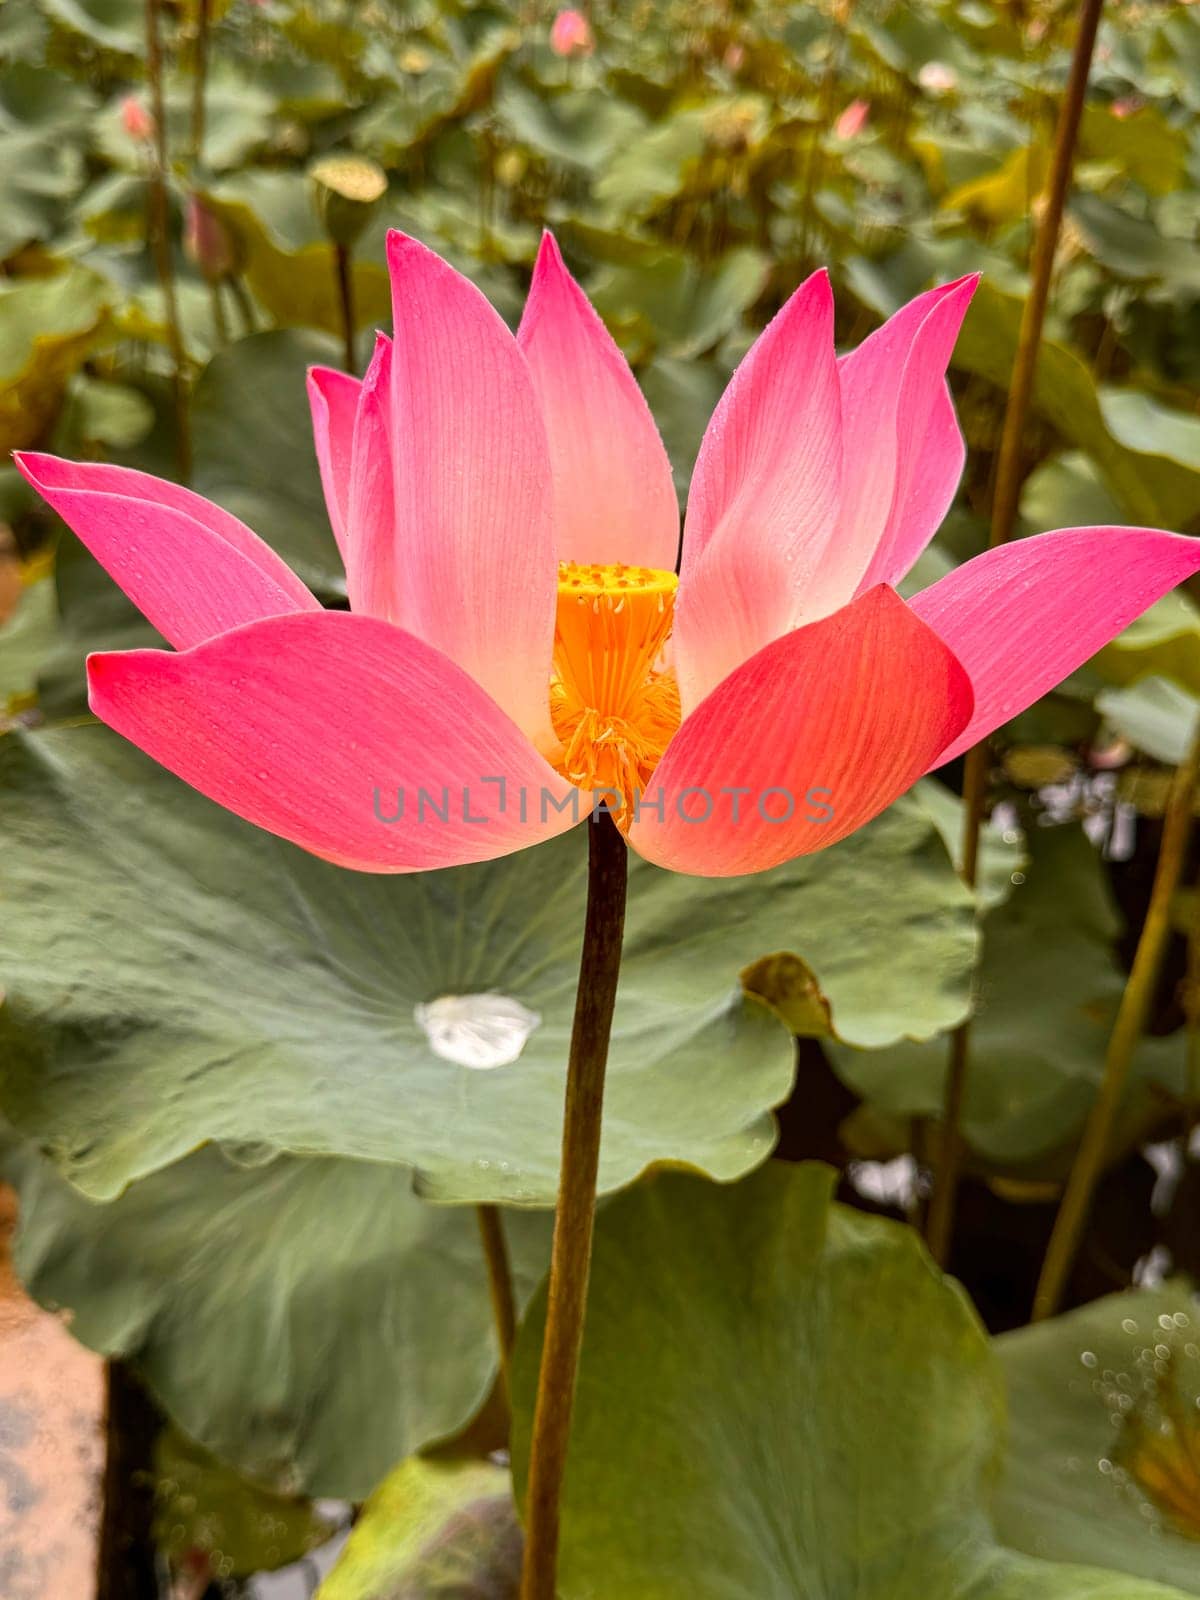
520, 811, 628, 1600
926, 0, 1105, 1267
1032, 730, 1200, 1321
334, 241, 357, 374
146, 0, 191, 483
477, 1202, 518, 1417
96, 1361, 162, 1600
190, 0, 210, 168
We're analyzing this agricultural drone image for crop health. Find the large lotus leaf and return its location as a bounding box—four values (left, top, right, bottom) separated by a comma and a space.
1097, 676, 1200, 765
953, 279, 1200, 530
638, 354, 726, 505
0, 65, 91, 257
510, 1162, 1189, 1599
0, 725, 975, 1203
1071, 193, 1200, 294
828, 823, 1184, 1169
494, 80, 648, 174
996, 1287, 1200, 1594
2, 1131, 550, 1498
202, 173, 392, 340
1094, 590, 1200, 698
588, 245, 768, 361
191, 328, 346, 598
1020, 451, 1124, 535
0, 266, 110, 454
1078, 104, 1189, 197
151, 1426, 335, 1579
0, 573, 56, 714
41, 0, 143, 53
318, 1458, 520, 1599
941, 143, 1049, 226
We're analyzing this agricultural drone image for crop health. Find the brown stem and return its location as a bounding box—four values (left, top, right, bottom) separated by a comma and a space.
477, 1202, 517, 1418
95, 1361, 162, 1600
190, 0, 210, 167
334, 241, 357, 374
1032, 732, 1200, 1320
146, 0, 191, 482
519, 812, 627, 1600
925, 0, 1105, 1267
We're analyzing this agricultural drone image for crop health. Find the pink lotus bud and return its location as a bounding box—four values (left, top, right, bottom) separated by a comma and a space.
1110, 95, 1143, 120
916, 61, 957, 95
120, 95, 154, 142
184, 194, 238, 282
833, 99, 870, 140
724, 43, 745, 71
549, 9, 593, 56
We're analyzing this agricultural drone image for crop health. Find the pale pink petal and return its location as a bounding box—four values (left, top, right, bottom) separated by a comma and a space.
850, 276, 978, 595
860, 380, 963, 589
517, 232, 679, 570
307, 364, 362, 564
14, 452, 319, 649
386, 230, 557, 747
87, 612, 581, 873
344, 332, 398, 619
674, 270, 842, 709
629, 587, 973, 876
910, 525, 1200, 765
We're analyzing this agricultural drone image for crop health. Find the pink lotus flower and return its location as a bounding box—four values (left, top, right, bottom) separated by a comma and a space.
16, 233, 1200, 877
120, 95, 154, 142
1110, 96, 1144, 121
834, 99, 870, 140
549, 8, 593, 56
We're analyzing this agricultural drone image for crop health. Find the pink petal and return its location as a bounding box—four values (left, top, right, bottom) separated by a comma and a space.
344, 332, 399, 619
386, 230, 557, 747
517, 232, 679, 570
306, 364, 362, 564
911, 525, 1200, 764
629, 587, 973, 876
87, 611, 581, 873
674, 270, 842, 709
850, 276, 978, 595
14, 452, 319, 649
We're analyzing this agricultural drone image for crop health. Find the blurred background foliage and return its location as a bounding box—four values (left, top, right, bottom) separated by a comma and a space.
5, 0, 1200, 1595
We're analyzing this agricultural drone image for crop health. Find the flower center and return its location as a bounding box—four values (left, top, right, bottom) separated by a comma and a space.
550, 561, 681, 822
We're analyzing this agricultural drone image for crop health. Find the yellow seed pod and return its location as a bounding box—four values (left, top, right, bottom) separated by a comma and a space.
309, 155, 388, 249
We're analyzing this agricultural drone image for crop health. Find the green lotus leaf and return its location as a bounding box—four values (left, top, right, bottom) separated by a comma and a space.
1097, 676, 1200, 765
996, 1286, 1200, 1594
318, 1457, 520, 1599
828, 823, 1184, 1169
1094, 590, 1200, 699
0, 724, 975, 1203
2, 1130, 552, 1498
510, 1161, 1190, 1599
494, 81, 648, 174
0, 266, 111, 454
191, 328, 346, 598
201, 173, 392, 342
588, 244, 769, 361
151, 1426, 336, 1579
953, 279, 1200, 530
0, 572, 57, 713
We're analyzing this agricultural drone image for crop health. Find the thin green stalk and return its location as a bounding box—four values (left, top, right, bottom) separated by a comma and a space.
519, 813, 627, 1600
477, 1202, 517, 1420
1032, 732, 1200, 1321
334, 241, 357, 373
146, 0, 191, 482
926, 0, 1106, 1267
190, 0, 210, 167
